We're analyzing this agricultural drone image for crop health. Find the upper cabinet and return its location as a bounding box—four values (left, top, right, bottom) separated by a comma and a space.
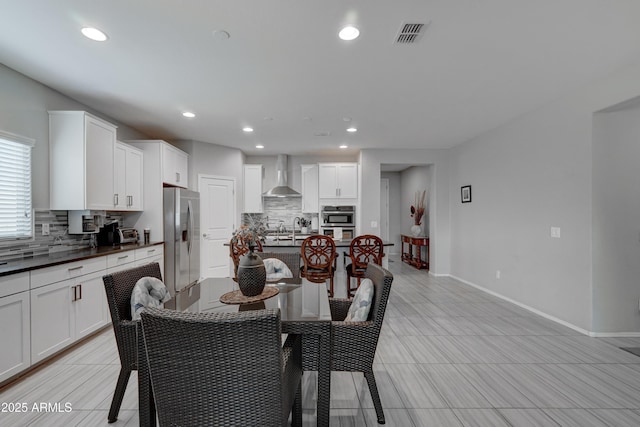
318, 163, 358, 199
301, 164, 319, 213
243, 164, 263, 213
49, 111, 117, 210
162, 143, 188, 188
114, 142, 144, 211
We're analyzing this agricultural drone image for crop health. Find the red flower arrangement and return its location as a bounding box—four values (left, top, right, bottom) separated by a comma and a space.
410, 190, 426, 226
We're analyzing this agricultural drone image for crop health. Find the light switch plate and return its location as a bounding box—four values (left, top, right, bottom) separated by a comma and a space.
371, 221, 378, 228
550, 227, 561, 238
42, 223, 50, 236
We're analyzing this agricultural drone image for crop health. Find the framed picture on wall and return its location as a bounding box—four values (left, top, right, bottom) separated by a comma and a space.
461, 185, 472, 203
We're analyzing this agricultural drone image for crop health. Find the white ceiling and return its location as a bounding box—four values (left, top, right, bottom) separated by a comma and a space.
2, 1, 640, 156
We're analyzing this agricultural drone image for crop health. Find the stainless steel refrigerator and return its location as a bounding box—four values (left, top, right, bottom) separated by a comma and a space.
163, 187, 201, 310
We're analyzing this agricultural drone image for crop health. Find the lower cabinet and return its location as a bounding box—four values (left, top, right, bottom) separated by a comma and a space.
30, 270, 107, 364
0, 291, 30, 383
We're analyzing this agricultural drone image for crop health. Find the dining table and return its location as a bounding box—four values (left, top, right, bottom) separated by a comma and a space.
138, 277, 333, 427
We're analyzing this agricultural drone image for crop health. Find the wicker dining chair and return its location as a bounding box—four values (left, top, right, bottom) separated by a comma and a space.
302, 263, 393, 424
345, 234, 384, 297
300, 235, 338, 297
102, 262, 163, 424
260, 251, 302, 284
140, 307, 303, 427
229, 235, 263, 281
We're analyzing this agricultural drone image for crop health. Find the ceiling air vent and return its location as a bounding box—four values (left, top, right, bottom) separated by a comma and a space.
395, 22, 428, 44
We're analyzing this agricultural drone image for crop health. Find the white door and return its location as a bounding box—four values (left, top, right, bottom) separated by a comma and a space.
199, 175, 235, 279
380, 178, 389, 242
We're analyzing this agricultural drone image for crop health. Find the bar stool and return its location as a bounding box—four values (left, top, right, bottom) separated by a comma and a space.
345, 234, 384, 297
300, 235, 338, 297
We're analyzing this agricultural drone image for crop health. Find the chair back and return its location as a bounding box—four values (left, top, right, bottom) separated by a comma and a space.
229, 235, 263, 279
103, 262, 163, 366
348, 234, 384, 270
364, 263, 393, 331
140, 307, 286, 426
301, 235, 336, 275
260, 251, 302, 283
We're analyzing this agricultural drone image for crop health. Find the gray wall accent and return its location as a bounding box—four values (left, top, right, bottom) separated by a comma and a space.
359, 149, 451, 275
592, 105, 640, 332
0, 63, 149, 210
448, 60, 640, 333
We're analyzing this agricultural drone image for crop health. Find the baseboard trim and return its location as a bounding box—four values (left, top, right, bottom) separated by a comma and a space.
448, 274, 596, 337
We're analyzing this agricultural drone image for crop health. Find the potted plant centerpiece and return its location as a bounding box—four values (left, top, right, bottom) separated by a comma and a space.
232, 216, 268, 296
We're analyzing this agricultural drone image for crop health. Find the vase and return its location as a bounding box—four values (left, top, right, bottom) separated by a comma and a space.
237, 249, 266, 296
410, 224, 422, 237
301, 226, 309, 234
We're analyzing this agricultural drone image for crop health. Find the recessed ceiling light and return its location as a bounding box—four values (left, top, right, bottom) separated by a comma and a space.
346, 127, 357, 133
339, 26, 359, 41
243, 127, 254, 133
81, 27, 108, 42
256, 144, 264, 149
182, 112, 195, 118
339, 144, 348, 149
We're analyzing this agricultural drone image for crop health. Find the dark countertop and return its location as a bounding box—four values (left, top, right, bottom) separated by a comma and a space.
261, 239, 394, 248
0, 242, 164, 277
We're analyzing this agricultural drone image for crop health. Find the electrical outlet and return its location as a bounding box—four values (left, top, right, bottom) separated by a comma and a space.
496, 270, 501, 279
42, 223, 50, 236
371, 221, 378, 228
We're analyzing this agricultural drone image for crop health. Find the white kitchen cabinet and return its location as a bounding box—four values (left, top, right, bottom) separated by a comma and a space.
30, 279, 74, 363
243, 164, 263, 213
135, 246, 165, 277
318, 163, 358, 199
301, 164, 319, 213
162, 143, 188, 188
0, 273, 30, 383
114, 141, 144, 211
127, 140, 189, 240
30, 260, 109, 363
49, 111, 117, 210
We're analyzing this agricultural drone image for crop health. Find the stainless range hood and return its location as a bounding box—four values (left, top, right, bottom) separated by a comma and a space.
263, 154, 301, 198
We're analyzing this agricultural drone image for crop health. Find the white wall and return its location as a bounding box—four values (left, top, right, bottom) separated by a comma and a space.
381, 172, 402, 254
592, 103, 640, 333
0, 63, 149, 209
360, 149, 451, 275
173, 140, 245, 224
448, 60, 640, 333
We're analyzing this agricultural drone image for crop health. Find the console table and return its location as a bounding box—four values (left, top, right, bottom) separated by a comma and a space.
401, 235, 429, 270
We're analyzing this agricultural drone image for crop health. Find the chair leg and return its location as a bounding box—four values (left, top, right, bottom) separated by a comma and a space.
291, 381, 303, 427
364, 370, 385, 424
108, 368, 131, 423
329, 275, 334, 298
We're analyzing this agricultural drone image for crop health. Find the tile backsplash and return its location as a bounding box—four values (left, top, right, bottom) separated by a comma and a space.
0, 210, 123, 263
242, 198, 318, 232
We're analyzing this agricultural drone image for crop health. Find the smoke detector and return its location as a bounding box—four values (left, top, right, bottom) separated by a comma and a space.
395, 22, 429, 44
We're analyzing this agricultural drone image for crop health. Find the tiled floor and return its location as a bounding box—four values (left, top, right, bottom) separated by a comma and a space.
3, 256, 640, 426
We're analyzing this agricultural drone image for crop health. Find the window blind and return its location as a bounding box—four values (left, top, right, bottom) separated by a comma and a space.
0, 131, 34, 241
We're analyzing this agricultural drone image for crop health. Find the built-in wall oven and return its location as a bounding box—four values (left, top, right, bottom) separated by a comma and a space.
321, 205, 355, 239
321, 227, 355, 240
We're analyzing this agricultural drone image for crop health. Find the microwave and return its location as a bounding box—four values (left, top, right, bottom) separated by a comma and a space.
321, 205, 355, 227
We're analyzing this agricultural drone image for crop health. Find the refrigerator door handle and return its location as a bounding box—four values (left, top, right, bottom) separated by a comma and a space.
187, 199, 193, 254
